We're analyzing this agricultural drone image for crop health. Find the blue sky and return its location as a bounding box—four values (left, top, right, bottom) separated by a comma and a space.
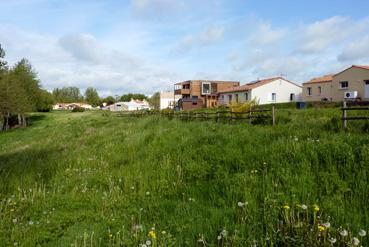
1, 0, 369, 96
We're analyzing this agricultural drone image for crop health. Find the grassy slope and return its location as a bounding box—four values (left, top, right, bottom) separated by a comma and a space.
0, 109, 368, 246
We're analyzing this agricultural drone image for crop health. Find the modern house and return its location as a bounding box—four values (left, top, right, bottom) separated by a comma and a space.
160, 91, 181, 109
302, 75, 334, 102
302, 65, 369, 102
174, 80, 239, 110
218, 77, 302, 105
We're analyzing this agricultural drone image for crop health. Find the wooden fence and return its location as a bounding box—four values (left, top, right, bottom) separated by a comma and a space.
117, 106, 276, 125
341, 101, 369, 128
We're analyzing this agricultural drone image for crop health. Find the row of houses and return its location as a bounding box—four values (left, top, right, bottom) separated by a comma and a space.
53, 99, 151, 111
160, 64, 369, 110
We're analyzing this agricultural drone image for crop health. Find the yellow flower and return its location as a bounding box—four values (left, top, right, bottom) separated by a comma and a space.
148, 230, 156, 239
318, 225, 326, 231
109, 233, 113, 238
10, 208, 15, 212
313, 204, 320, 212
283, 204, 290, 210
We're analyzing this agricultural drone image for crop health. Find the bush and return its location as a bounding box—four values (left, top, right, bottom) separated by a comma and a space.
71, 107, 85, 112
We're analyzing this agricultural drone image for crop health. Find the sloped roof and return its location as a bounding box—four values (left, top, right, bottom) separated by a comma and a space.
303, 74, 334, 85
353, 65, 369, 70
218, 77, 300, 93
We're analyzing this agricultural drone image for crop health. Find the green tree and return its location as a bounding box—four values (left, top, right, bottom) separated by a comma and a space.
119, 93, 147, 102
36, 89, 55, 112
84, 87, 100, 106
148, 92, 160, 109
102, 96, 116, 105
52, 87, 83, 103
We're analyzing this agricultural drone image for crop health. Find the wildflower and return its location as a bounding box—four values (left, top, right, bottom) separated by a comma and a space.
12, 219, 17, 223
161, 231, 166, 234
318, 225, 326, 231
237, 202, 246, 207
145, 240, 151, 246
323, 222, 331, 228
313, 204, 320, 212
283, 204, 290, 210
29, 220, 34, 225
10, 208, 15, 212
109, 233, 113, 238
217, 235, 222, 240
148, 230, 156, 239
328, 238, 337, 244
141, 244, 147, 247
358, 229, 367, 237
301, 204, 308, 210
221, 229, 228, 237
352, 237, 360, 246
340, 229, 348, 237
130, 186, 135, 190
146, 191, 150, 196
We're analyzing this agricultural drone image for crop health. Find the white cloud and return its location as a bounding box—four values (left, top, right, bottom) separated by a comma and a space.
251, 22, 286, 45
200, 26, 224, 44
130, 0, 186, 18
338, 35, 369, 62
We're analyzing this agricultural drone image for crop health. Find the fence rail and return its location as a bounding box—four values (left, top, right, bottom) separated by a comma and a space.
341, 101, 369, 128
117, 107, 276, 125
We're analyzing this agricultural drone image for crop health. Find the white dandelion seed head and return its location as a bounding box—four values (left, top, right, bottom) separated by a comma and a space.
359, 229, 367, 237
340, 229, 348, 237
323, 222, 331, 228
28, 221, 34, 225
146, 191, 150, 195
328, 238, 337, 244
301, 204, 308, 210
217, 235, 222, 240
352, 237, 360, 246
141, 244, 147, 247
130, 186, 135, 190
12, 219, 17, 223
145, 240, 151, 246
221, 229, 228, 237
237, 202, 245, 207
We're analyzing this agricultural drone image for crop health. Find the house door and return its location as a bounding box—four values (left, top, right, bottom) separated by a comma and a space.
365, 81, 369, 99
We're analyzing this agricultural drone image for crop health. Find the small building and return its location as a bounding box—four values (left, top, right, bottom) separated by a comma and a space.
218, 77, 302, 105
106, 99, 151, 111
302, 65, 369, 102
53, 103, 92, 110
160, 91, 181, 109
302, 75, 334, 102
174, 80, 240, 110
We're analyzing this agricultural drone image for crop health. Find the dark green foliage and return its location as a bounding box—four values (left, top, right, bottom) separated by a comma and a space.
148, 92, 160, 109
84, 87, 100, 106
71, 107, 85, 112
119, 93, 147, 102
52, 87, 83, 103
102, 96, 116, 105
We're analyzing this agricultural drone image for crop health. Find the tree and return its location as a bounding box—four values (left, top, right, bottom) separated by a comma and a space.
148, 92, 160, 109
84, 87, 100, 106
52, 87, 83, 103
36, 89, 55, 112
119, 93, 147, 102
102, 96, 116, 105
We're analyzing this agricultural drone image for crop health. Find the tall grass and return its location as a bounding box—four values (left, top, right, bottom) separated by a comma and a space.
0, 109, 368, 246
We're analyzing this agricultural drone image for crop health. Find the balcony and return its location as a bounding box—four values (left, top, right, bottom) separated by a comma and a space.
174, 88, 190, 95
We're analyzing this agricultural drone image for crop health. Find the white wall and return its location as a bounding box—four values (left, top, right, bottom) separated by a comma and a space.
251, 79, 302, 105
160, 95, 181, 109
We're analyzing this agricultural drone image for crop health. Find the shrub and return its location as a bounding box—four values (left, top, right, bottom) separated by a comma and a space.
72, 107, 85, 112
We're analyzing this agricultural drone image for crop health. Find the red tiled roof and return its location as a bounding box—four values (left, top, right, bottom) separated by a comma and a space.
353, 65, 369, 70
218, 77, 299, 93
303, 74, 334, 85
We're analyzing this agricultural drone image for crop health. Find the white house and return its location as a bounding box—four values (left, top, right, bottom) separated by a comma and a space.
160, 91, 181, 109
106, 99, 151, 111
53, 103, 92, 110
218, 77, 302, 105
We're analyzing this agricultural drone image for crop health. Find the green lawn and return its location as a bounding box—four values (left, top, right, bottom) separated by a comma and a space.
0, 109, 368, 246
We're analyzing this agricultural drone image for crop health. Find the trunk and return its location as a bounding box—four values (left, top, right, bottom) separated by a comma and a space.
2, 112, 10, 131
22, 114, 27, 127
18, 114, 22, 126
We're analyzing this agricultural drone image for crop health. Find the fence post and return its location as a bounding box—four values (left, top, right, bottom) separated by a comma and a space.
342, 101, 347, 129
272, 106, 275, 126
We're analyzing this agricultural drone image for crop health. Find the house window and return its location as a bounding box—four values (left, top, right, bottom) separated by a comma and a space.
340, 81, 348, 89
272, 93, 277, 101
245, 92, 249, 101
201, 82, 211, 95
192, 102, 198, 105
228, 95, 232, 102
318, 86, 322, 95
235, 94, 239, 103
307, 87, 312, 96
290, 93, 295, 101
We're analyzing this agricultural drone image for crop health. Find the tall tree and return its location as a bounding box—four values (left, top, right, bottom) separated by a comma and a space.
84, 87, 100, 106
119, 93, 147, 102
52, 87, 83, 103
148, 92, 160, 109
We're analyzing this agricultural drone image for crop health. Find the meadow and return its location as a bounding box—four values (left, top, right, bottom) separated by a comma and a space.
0, 108, 368, 246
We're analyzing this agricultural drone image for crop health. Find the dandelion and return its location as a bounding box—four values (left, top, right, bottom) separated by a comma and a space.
161, 231, 166, 234
217, 235, 222, 240
12, 219, 17, 223
148, 230, 156, 239
130, 186, 135, 190
358, 229, 367, 237
146, 191, 150, 196
145, 240, 151, 246
221, 229, 228, 237
109, 233, 113, 238
340, 229, 348, 237
301, 204, 308, 210
141, 244, 147, 247
29, 220, 34, 225
352, 237, 360, 246
313, 204, 320, 212
318, 225, 326, 231
283, 204, 290, 210
237, 202, 245, 207
328, 238, 337, 244
323, 222, 331, 228
10, 208, 15, 212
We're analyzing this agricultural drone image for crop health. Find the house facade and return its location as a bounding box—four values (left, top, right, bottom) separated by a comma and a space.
174, 80, 239, 110
218, 77, 302, 105
106, 99, 151, 111
160, 91, 181, 109
302, 75, 333, 102
302, 65, 369, 102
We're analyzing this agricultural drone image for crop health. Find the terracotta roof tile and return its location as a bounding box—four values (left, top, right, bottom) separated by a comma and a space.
303, 74, 334, 85
353, 65, 369, 70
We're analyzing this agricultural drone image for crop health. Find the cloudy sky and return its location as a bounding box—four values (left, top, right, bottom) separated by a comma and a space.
1, 0, 369, 96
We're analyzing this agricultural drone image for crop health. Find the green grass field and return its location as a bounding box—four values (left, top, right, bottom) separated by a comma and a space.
0, 109, 368, 246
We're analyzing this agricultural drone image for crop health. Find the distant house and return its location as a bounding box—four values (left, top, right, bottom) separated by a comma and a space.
53, 103, 92, 110
106, 99, 151, 111
218, 77, 302, 105
302, 65, 369, 102
160, 91, 181, 109
174, 80, 240, 110
302, 75, 334, 102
